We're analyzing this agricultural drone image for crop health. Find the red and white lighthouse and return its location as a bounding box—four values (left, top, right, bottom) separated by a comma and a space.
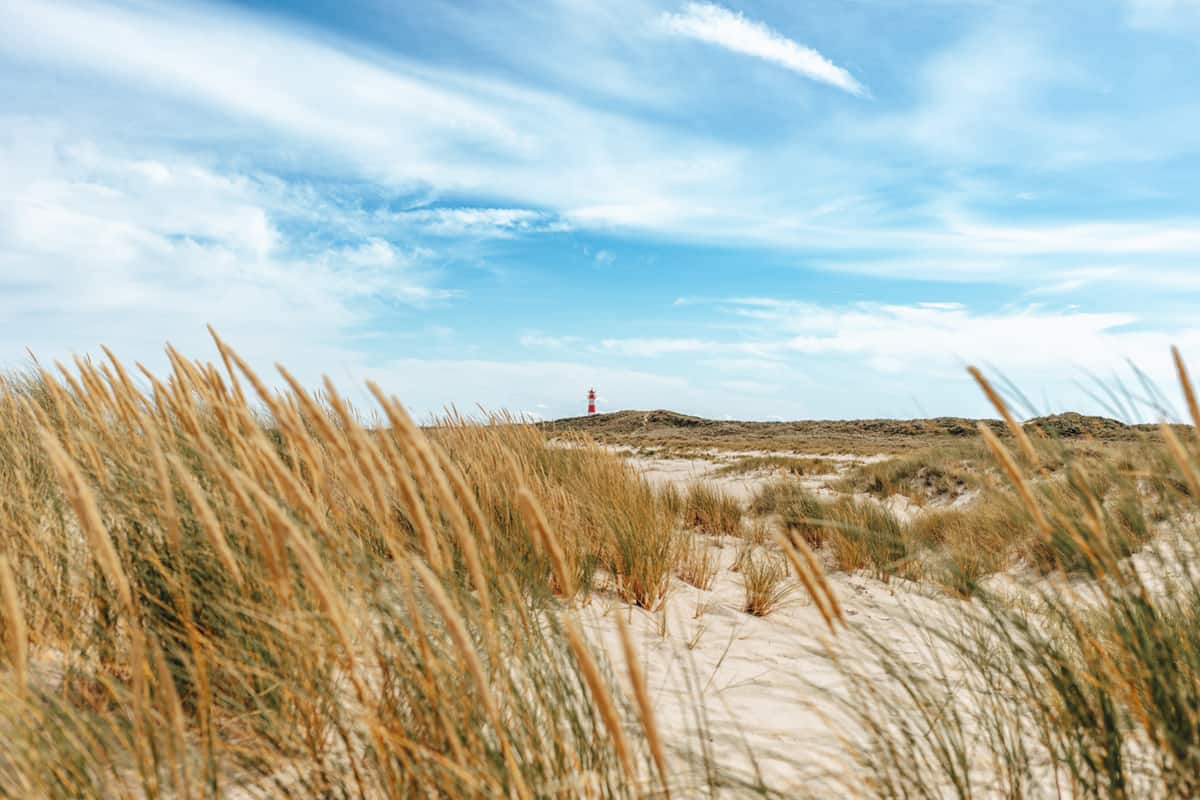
587, 388, 597, 415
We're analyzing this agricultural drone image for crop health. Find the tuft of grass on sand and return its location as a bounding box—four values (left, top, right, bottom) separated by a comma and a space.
740, 548, 794, 617
676, 533, 718, 591
832, 441, 989, 503
750, 479, 828, 548
682, 482, 743, 538
750, 481, 913, 578
715, 454, 836, 477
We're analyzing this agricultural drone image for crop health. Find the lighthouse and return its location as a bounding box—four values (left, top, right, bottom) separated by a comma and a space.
587, 388, 597, 415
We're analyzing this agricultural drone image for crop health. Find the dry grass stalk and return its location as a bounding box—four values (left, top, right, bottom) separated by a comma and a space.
412, 560, 532, 800
564, 617, 638, 787
150, 637, 193, 799
167, 454, 244, 588
1174, 346, 1200, 438
615, 614, 670, 797
38, 429, 133, 613
741, 549, 794, 617
969, 365, 1041, 467
677, 534, 718, 591
978, 423, 1051, 538
518, 487, 576, 600
0, 554, 28, 693
776, 533, 838, 633
1159, 422, 1200, 498
683, 482, 742, 538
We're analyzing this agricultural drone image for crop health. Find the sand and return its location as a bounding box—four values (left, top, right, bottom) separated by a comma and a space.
574, 546, 955, 793
565, 449, 974, 794
621, 448, 878, 506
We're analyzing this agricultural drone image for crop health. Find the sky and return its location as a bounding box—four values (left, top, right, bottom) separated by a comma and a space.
3, 0, 1200, 422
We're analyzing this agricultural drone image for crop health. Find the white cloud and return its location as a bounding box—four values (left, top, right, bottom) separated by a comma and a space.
519, 332, 586, 350
595, 298, 1200, 403
854, 25, 1165, 175
597, 337, 712, 357
398, 207, 567, 237
0, 127, 452, 375
1026, 278, 1089, 296
722, 299, 1200, 391
508, 302, 1200, 420
2, 0, 1199, 426
596, 337, 782, 359
0, 0, 745, 238
699, 357, 787, 374
3, 0, 1197, 298
660, 2, 867, 96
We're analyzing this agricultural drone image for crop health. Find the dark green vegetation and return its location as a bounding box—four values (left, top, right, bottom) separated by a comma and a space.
546, 409, 1169, 455
831, 441, 989, 502
715, 454, 837, 477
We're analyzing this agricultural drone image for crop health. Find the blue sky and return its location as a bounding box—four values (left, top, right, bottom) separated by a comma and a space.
3, 0, 1200, 421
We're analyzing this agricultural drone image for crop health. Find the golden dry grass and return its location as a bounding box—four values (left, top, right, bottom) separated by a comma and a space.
0, 333, 801, 797
819, 364, 1200, 797
8, 332, 1200, 798
739, 549, 794, 617
682, 482, 742, 538
676, 533, 719, 590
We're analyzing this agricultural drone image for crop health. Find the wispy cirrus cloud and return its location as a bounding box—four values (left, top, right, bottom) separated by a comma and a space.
4, 0, 1195, 295
398, 207, 568, 237
519, 332, 586, 350
716, 299, 1200, 395
660, 2, 867, 96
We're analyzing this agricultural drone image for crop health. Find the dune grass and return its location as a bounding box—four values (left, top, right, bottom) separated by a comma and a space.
0, 335, 716, 797
749, 482, 913, 577
682, 482, 743, 538
749, 479, 828, 548
8, 333, 1200, 797
739, 549, 794, 617
677, 533, 719, 591
750, 439, 1165, 594
715, 455, 836, 477
818, 353, 1200, 797
832, 441, 989, 503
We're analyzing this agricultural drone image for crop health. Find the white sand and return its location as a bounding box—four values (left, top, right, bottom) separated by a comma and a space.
575, 550, 952, 793
567, 451, 974, 794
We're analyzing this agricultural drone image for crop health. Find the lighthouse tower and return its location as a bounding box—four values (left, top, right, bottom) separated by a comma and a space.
587, 388, 597, 415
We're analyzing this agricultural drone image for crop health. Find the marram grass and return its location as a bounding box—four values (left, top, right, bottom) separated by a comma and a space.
0, 332, 736, 798
4, 332, 1200, 798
